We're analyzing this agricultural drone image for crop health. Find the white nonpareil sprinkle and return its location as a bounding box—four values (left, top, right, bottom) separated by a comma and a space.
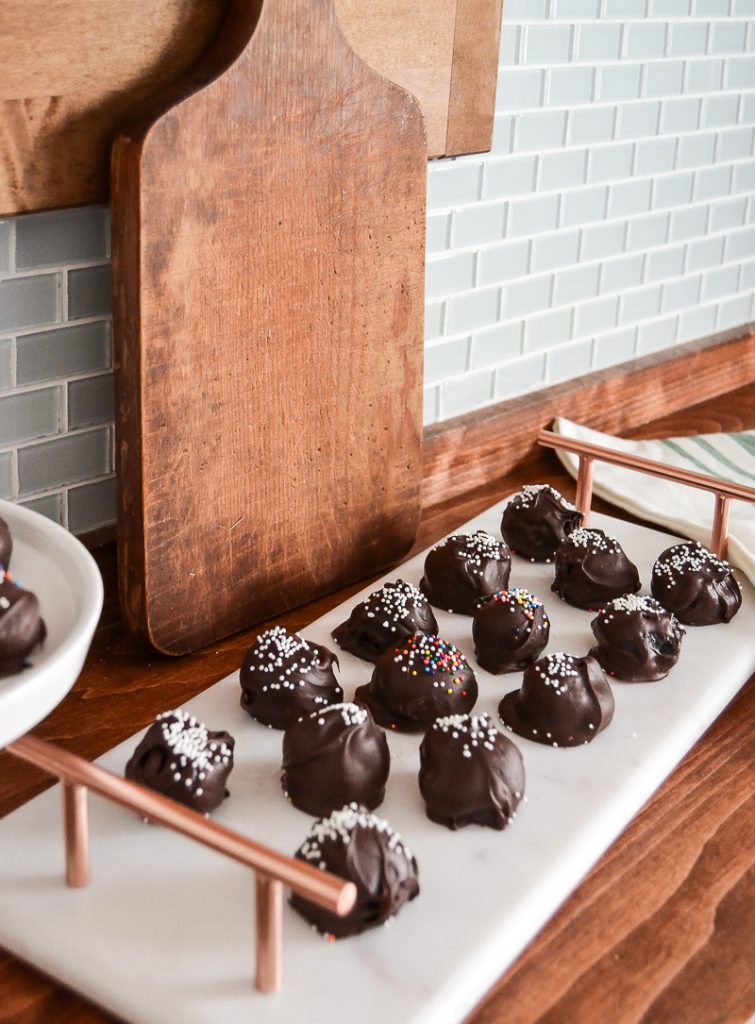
311, 702, 368, 728
433, 713, 501, 758
154, 710, 231, 793
606, 594, 664, 614
298, 802, 412, 863
359, 579, 428, 625
567, 527, 620, 554
516, 483, 577, 512
436, 530, 508, 564
653, 541, 730, 585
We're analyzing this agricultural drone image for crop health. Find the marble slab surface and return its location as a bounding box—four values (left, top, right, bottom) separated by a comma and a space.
1, 501, 753, 1024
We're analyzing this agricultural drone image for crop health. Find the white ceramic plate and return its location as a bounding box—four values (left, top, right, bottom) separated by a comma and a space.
0, 499, 103, 749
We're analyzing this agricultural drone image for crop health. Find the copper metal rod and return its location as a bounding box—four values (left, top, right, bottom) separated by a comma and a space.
63, 782, 89, 888
574, 456, 594, 524
711, 494, 732, 560
255, 876, 283, 993
8, 734, 355, 916
537, 429, 755, 503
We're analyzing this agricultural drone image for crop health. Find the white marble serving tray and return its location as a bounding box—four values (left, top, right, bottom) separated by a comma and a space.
1, 502, 754, 1024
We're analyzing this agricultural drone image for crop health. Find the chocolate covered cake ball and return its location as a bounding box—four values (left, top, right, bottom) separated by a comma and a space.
125, 709, 234, 814
651, 542, 742, 626
0, 569, 45, 674
501, 484, 583, 563
332, 579, 438, 663
420, 530, 511, 615
282, 702, 390, 816
499, 652, 614, 747
354, 633, 478, 733
240, 626, 342, 729
0, 516, 11, 569
473, 587, 550, 674
290, 802, 420, 939
589, 594, 684, 682
418, 713, 525, 831
552, 527, 641, 610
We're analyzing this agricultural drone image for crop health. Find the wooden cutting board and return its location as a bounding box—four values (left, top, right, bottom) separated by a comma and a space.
111, 0, 426, 656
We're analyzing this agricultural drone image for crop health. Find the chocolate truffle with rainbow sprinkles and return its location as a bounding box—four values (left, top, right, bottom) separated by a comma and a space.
281, 702, 390, 817
289, 802, 420, 939
239, 626, 342, 729
473, 587, 550, 674
419, 713, 525, 831
650, 541, 742, 626
500, 484, 582, 563
332, 578, 438, 663
355, 632, 478, 732
0, 515, 11, 569
125, 710, 234, 814
498, 652, 615, 748
552, 527, 641, 611
590, 594, 684, 682
420, 530, 511, 615
0, 568, 46, 674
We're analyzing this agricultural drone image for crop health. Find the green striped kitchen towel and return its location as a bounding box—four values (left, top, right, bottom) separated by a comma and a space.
552, 417, 755, 586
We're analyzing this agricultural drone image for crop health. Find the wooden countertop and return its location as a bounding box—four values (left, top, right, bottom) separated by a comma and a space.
1, 384, 754, 1024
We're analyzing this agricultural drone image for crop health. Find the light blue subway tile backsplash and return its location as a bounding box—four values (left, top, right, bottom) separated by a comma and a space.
0, 3, 753, 530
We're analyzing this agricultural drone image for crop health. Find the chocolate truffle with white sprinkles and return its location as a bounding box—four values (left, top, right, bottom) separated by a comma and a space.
332, 579, 439, 663
420, 530, 511, 615
651, 541, 742, 626
290, 802, 419, 939
501, 484, 583, 563
498, 652, 614, 747
240, 626, 342, 729
473, 587, 550, 674
590, 594, 684, 681
552, 527, 641, 610
282, 702, 390, 817
419, 713, 525, 831
125, 709, 234, 814
0, 515, 11, 569
0, 569, 46, 674
355, 632, 478, 733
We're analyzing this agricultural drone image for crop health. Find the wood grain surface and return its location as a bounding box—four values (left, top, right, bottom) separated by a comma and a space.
423, 330, 755, 511
0, 0, 502, 214
1, 381, 754, 1024
111, 0, 427, 655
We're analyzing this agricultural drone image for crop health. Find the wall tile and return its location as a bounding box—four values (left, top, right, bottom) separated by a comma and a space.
524, 24, 573, 64
68, 373, 115, 428
426, 213, 451, 254
717, 293, 752, 329
662, 274, 702, 311
503, 274, 553, 316
725, 225, 755, 260
426, 252, 476, 298
451, 203, 507, 246
440, 369, 494, 419
515, 110, 567, 151
598, 64, 642, 102
0, 452, 13, 499
581, 220, 627, 260
483, 155, 538, 198
554, 263, 601, 304
710, 195, 748, 231
0, 338, 12, 390
679, 302, 718, 340
570, 106, 616, 145
646, 61, 685, 97
523, 307, 573, 352
539, 148, 588, 190
701, 264, 739, 300
495, 352, 547, 399
499, 69, 545, 111
574, 296, 619, 336
424, 301, 446, 341
576, 24, 623, 62
635, 137, 677, 175
470, 322, 523, 368
16, 320, 110, 385
425, 337, 470, 383
428, 163, 481, 209
660, 97, 700, 134
603, 253, 645, 291
627, 211, 670, 250
593, 326, 637, 369
718, 125, 755, 160
637, 315, 679, 354
67, 477, 117, 535
553, 0, 600, 14
693, 164, 732, 201
703, 93, 740, 129
618, 100, 661, 140
646, 244, 686, 281
686, 234, 725, 270
609, 178, 652, 217
0, 221, 10, 275
423, 386, 439, 426
589, 143, 634, 182
625, 22, 667, 59
507, 194, 559, 237
20, 491, 63, 525
546, 338, 593, 383
67, 265, 112, 319
710, 20, 748, 53
669, 204, 709, 240
650, 0, 690, 14
0, 388, 60, 445
676, 132, 717, 168
478, 240, 530, 285
15, 207, 108, 270
532, 229, 581, 272
17, 428, 111, 496
620, 284, 663, 322
548, 66, 595, 106
686, 59, 725, 93
447, 287, 500, 334
0, 275, 60, 332
562, 186, 607, 226
668, 22, 708, 56
654, 171, 694, 208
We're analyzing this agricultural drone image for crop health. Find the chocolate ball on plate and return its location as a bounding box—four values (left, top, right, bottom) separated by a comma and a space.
331, 579, 438, 663
650, 541, 741, 626
500, 484, 582, 563
290, 802, 419, 939
125, 709, 234, 814
0, 516, 11, 569
0, 570, 46, 674
473, 587, 550, 674
240, 626, 342, 729
589, 594, 684, 682
354, 632, 478, 733
420, 530, 511, 615
281, 702, 390, 817
551, 527, 641, 611
498, 652, 615, 748
418, 713, 525, 831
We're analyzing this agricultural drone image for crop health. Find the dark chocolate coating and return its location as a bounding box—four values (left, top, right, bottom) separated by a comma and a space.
589, 594, 684, 681
282, 702, 390, 816
125, 710, 234, 814
420, 530, 511, 615
332, 579, 439, 663
473, 587, 550, 674
290, 803, 419, 939
501, 485, 583, 562
499, 652, 614, 747
552, 527, 641, 610
651, 541, 742, 626
418, 713, 525, 830
240, 626, 342, 729
0, 573, 46, 674
354, 632, 478, 733
0, 516, 11, 569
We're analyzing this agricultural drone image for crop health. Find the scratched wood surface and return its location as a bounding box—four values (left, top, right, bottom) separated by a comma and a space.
1, 381, 754, 1023
111, 0, 426, 655
0, 0, 502, 214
